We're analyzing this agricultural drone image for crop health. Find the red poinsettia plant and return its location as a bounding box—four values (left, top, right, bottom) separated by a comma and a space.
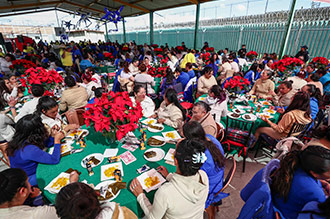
103, 52, 114, 61
84, 91, 143, 141
200, 52, 211, 65
19, 67, 63, 95
311, 57, 329, 69
176, 46, 184, 51
246, 51, 258, 60
224, 76, 250, 94
151, 44, 159, 48
205, 47, 215, 52
9, 59, 37, 75
122, 46, 129, 52
271, 57, 304, 78
147, 56, 169, 78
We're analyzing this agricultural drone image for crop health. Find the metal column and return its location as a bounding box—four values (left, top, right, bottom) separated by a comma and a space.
194, 2, 200, 50
149, 11, 154, 45
105, 22, 109, 42
123, 18, 126, 43
279, 0, 297, 58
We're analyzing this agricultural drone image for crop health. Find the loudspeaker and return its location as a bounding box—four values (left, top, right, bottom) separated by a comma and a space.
17, 35, 24, 43
0, 33, 5, 45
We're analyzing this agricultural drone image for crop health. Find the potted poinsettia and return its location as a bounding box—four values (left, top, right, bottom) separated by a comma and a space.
311, 57, 329, 69
147, 55, 169, 78
200, 52, 211, 65
271, 57, 304, 79
9, 59, 37, 76
224, 76, 250, 95
246, 51, 258, 61
84, 91, 143, 142
19, 67, 63, 95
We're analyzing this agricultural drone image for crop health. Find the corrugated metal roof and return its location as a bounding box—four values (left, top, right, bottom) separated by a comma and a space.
0, 0, 213, 18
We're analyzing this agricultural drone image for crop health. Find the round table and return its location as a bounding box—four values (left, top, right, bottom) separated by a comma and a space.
196, 94, 280, 133
37, 123, 177, 217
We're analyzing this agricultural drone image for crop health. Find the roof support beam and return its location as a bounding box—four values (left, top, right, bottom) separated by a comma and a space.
149, 11, 153, 45
0, 1, 63, 10
62, 0, 104, 14
123, 18, 126, 43
112, 0, 149, 13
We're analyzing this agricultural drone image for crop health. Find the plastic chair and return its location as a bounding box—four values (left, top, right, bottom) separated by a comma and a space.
222, 117, 255, 172
0, 142, 10, 167
205, 156, 237, 219
63, 108, 85, 126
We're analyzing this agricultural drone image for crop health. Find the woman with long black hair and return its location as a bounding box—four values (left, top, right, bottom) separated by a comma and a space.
151, 88, 186, 128
203, 85, 228, 121
182, 121, 226, 208
271, 146, 330, 218
7, 114, 64, 186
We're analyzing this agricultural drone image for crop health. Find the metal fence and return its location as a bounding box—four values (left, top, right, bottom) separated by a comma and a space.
108, 9, 330, 58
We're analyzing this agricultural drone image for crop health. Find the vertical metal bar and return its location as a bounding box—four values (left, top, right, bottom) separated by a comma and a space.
194, 3, 200, 50
238, 26, 244, 51
105, 22, 109, 42
320, 21, 330, 57
265, 0, 269, 13
149, 11, 154, 45
279, 0, 297, 58
122, 18, 126, 43
55, 9, 60, 27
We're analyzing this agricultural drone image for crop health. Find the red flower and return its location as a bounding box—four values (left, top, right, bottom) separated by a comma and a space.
246, 51, 258, 60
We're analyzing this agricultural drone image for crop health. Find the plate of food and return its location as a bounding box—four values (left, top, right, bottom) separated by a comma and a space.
141, 118, 157, 126
257, 113, 274, 119
260, 101, 271, 106
242, 113, 257, 121
144, 148, 165, 162
137, 168, 166, 193
95, 180, 122, 202
263, 108, 276, 114
147, 136, 166, 147
232, 108, 245, 114
164, 148, 175, 163
44, 172, 70, 194
81, 153, 104, 168
101, 162, 124, 181
147, 124, 164, 133
68, 129, 89, 139
199, 97, 205, 101
236, 105, 251, 110
228, 112, 241, 119
162, 131, 181, 142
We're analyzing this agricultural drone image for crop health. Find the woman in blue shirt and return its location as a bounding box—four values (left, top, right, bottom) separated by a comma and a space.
244, 63, 264, 85
271, 146, 330, 219
301, 84, 322, 128
182, 121, 226, 209
7, 114, 65, 186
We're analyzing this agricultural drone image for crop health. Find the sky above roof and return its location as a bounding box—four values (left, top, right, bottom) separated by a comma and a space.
0, 0, 328, 33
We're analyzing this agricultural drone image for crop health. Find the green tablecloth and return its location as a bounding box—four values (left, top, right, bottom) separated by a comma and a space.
37, 123, 176, 217
95, 65, 116, 74
196, 94, 280, 133
153, 77, 162, 95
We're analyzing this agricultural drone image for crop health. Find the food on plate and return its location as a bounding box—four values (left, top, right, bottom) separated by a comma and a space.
104, 166, 119, 178
51, 177, 69, 189
90, 156, 100, 165
261, 114, 271, 119
147, 120, 155, 125
61, 145, 69, 153
96, 182, 127, 201
144, 176, 160, 188
147, 137, 165, 146
234, 109, 241, 114
231, 113, 240, 118
266, 109, 275, 114
244, 115, 251, 120
144, 151, 157, 158
165, 132, 176, 139
262, 101, 270, 106
148, 124, 163, 130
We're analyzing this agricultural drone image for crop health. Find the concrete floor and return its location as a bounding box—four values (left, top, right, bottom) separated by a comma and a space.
209, 152, 270, 219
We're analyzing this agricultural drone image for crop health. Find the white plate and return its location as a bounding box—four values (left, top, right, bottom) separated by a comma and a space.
262, 108, 276, 114
232, 108, 245, 114
137, 168, 166, 193
144, 148, 165, 162
95, 180, 120, 202
199, 97, 205, 101
242, 113, 257, 121
44, 172, 70, 194
236, 105, 251, 110
81, 153, 104, 168
147, 136, 166, 147
164, 148, 175, 162
260, 101, 271, 106
162, 131, 181, 141
141, 118, 157, 125
147, 124, 164, 133
100, 162, 124, 181
228, 112, 241, 119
